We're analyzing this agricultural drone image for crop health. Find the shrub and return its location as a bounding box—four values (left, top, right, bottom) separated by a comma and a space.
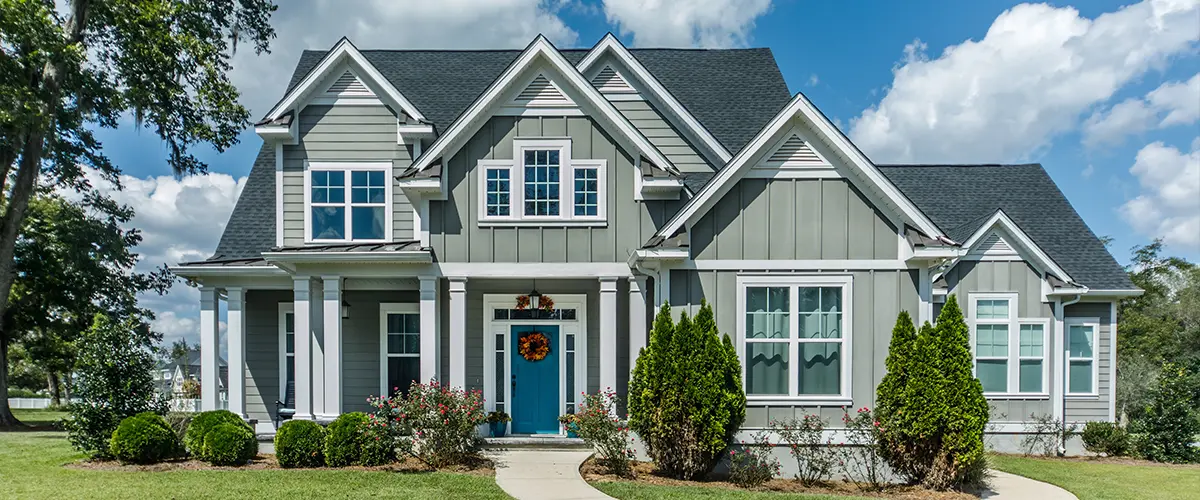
1081, 421, 1130, 456
202, 422, 257, 466
185, 410, 249, 460
325, 412, 369, 467
629, 301, 746, 480
770, 414, 834, 486
109, 413, 179, 464
275, 419, 326, 468
839, 407, 890, 492
64, 314, 168, 459
1134, 363, 1199, 463
389, 381, 487, 468
875, 312, 916, 475
573, 390, 635, 477
728, 431, 780, 488
1021, 414, 1078, 457
164, 412, 192, 442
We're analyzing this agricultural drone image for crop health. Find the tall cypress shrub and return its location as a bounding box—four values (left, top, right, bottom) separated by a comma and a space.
895, 321, 945, 483
929, 295, 989, 488
876, 311, 917, 474
629, 300, 745, 479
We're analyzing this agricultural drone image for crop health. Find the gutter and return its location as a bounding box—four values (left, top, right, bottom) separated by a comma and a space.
1057, 292, 1083, 456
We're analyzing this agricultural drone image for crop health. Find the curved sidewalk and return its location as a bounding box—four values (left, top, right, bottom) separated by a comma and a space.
486, 450, 612, 500
984, 470, 1078, 499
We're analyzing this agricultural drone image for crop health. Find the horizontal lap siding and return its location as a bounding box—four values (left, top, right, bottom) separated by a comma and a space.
612, 100, 713, 173
1065, 302, 1114, 423
245, 290, 290, 424
342, 291, 419, 412
281, 105, 414, 246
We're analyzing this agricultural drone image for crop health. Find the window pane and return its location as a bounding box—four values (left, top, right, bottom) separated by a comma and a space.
285, 333, 294, 354
798, 287, 820, 313
285, 313, 294, 334
495, 351, 504, 403
820, 287, 841, 312
566, 351, 576, 401
574, 167, 599, 216
486, 168, 510, 216
284, 356, 295, 407
351, 206, 385, 240
387, 357, 420, 397
404, 314, 420, 334
1019, 324, 1044, 357
404, 334, 419, 354
746, 343, 788, 395
977, 359, 1008, 392
387, 334, 402, 354
312, 206, 345, 239
975, 324, 1009, 357
1069, 325, 1094, 357
798, 342, 840, 395
387, 314, 403, 334
1069, 361, 1093, 393
746, 287, 788, 339
977, 299, 1010, 320
1019, 360, 1043, 393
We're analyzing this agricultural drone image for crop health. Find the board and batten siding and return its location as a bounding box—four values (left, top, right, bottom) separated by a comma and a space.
691, 178, 899, 261
280, 105, 415, 247
668, 269, 920, 426
430, 115, 677, 263
611, 100, 713, 173
1064, 302, 1113, 423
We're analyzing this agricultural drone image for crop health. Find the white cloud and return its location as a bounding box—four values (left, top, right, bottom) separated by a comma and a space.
807, 74, 820, 86
1120, 140, 1200, 251
1082, 73, 1200, 148
602, 0, 773, 47
849, 0, 1200, 163
1082, 164, 1095, 178
229, 0, 579, 118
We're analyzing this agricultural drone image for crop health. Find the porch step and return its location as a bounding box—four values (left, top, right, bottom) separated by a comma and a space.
483, 436, 591, 451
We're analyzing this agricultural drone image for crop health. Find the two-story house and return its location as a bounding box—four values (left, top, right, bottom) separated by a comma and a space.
172, 34, 1139, 452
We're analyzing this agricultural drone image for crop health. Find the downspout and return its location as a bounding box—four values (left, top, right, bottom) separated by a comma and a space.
1058, 293, 1083, 455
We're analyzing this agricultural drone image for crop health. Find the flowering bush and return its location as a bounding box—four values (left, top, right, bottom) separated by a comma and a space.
573, 390, 636, 477
728, 431, 780, 488
365, 380, 487, 468
838, 407, 890, 491
770, 414, 834, 486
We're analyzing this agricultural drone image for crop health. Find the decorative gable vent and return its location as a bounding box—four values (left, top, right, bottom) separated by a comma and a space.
768, 134, 823, 164
591, 65, 635, 93
971, 231, 1020, 259
325, 71, 374, 97
515, 74, 572, 105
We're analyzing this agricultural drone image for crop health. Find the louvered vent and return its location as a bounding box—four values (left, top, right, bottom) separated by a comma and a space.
977, 232, 1017, 256
768, 135, 823, 163
516, 75, 569, 104
326, 71, 373, 96
591, 66, 635, 93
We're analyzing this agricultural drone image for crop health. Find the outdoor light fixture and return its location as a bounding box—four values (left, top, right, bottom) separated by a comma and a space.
528, 288, 541, 309
341, 300, 351, 319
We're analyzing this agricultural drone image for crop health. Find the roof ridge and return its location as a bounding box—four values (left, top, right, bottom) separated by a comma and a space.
876, 163, 1044, 168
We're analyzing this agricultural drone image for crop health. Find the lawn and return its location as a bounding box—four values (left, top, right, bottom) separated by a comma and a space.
2, 410, 510, 500
593, 482, 865, 499
991, 454, 1200, 500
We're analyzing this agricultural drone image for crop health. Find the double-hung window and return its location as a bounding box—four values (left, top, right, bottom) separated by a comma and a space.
307, 163, 392, 242
478, 139, 606, 224
380, 304, 420, 397
1065, 319, 1099, 396
969, 294, 1049, 396
738, 276, 852, 402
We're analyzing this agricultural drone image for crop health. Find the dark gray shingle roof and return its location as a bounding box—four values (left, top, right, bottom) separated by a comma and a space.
210, 144, 276, 260
878, 164, 1134, 290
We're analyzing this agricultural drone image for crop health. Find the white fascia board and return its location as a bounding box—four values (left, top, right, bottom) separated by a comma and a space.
577, 33, 732, 163
168, 265, 288, 278
632, 249, 689, 261
654, 92, 945, 242
910, 247, 968, 260
408, 35, 676, 176
255, 125, 294, 142
262, 38, 425, 124
262, 251, 433, 264
1081, 289, 1144, 297
962, 210, 1073, 284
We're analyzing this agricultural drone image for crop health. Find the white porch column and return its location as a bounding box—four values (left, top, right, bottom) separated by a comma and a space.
311, 280, 325, 418
321, 276, 343, 418
292, 277, 314, 420
918, 267, 932, 325
448, 277, 468, 388
600, 277, 618, 393
419, 276, 440, 383
628, 276, 648, 375
199, 287, 221, 411
226, 287, 247, 417
1051, 299, 1065, 425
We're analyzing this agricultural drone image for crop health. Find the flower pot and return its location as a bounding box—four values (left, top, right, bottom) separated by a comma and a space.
489, 421, 507, 437
566, 423, 578, 439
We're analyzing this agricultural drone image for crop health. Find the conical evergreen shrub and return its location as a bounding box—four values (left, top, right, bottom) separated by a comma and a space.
875, 311, 918, 476
928, 295, 989, 488
629, 301, 745, 479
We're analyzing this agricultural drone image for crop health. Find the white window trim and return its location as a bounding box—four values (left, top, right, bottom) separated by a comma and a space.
379, 303, 421, 397
735, 274, 853, 404
476, 138, 607, 226
968, 293, 1050, 398
278, 303, 294, 408
304, 162, 394, 243
1064, 317, 1101, 398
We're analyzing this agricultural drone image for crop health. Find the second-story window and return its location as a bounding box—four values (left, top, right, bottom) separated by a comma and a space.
307, 163, 391, 242
524, 149, 560, 216
477, 139, 606, 225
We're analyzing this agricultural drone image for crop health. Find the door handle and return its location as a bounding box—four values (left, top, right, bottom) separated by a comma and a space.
511, 374, 516, 389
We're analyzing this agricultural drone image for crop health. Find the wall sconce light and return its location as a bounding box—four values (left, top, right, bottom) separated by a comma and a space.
341, 300, 351, 319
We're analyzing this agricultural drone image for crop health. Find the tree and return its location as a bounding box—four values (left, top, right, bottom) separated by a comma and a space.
0, 0, 277, 427
1134, 363, 1200, 463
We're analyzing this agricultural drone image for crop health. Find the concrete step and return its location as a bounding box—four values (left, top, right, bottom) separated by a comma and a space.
483, 436, 591, 451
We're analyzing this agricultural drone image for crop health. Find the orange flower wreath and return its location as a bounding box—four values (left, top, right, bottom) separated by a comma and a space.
518, 332, 551, 361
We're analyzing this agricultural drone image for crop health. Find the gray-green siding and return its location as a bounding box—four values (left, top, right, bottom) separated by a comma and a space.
612, 100, 713, 172
281, 105, 414, 246
691, 178, 899, 260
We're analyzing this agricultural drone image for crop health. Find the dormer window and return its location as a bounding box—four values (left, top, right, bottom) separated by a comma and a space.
477, 139, 606, 226
305, 162, 393, 243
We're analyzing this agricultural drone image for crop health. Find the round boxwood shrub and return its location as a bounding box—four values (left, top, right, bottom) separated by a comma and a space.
276, 419, 326, 468
109, 413, 179, 464
202, 422, 257, 466
185, 410, 249, 459
325, 412, 368, 467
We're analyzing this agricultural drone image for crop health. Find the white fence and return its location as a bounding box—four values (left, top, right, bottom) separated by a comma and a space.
7, 398, 219, 412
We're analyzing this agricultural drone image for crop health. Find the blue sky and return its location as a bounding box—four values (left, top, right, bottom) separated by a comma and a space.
86, 0, 1198, 344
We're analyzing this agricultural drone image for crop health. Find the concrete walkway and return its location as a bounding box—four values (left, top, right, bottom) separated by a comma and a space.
485, 450, 613, 500
984, 470, 1078, 499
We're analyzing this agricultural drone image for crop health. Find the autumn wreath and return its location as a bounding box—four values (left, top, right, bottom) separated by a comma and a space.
518, 332, 551, 362
515, 294, 555, 311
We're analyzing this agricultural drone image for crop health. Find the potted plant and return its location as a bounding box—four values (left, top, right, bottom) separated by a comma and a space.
486, 411, 511, 437
558, 413, 578, 438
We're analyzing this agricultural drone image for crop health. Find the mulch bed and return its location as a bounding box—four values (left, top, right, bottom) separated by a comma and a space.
580, 457, 976, 499
995, 453, 1200, 469
67, 454, 495, 476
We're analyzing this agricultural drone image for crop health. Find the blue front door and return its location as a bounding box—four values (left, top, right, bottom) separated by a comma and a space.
511, 325, 560, 434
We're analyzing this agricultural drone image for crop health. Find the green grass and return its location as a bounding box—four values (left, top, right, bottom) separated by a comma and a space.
991, 454, 1200, 500
1, 410, 510, 500
10, 408, 67, 427
593, 482, 864, 499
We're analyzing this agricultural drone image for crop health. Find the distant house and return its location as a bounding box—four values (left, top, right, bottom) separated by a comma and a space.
157, 349, 227, 399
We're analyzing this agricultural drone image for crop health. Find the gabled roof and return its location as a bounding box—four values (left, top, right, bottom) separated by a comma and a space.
959, 209, 1075, 284
878, 164, 1136, 290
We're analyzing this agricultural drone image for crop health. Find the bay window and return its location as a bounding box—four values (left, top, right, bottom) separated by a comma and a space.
306, 163, 392, 242
477, 139, 606, 224
969, 294, 1049, 396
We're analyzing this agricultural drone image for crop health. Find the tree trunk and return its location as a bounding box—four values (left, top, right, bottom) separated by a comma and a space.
48, 372, 61, 407
0, 332, 18, 426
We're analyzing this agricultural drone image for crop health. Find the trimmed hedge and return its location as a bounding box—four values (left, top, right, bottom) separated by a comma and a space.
1081, 421, 1130, 456
276, 419, 326, 468
203, 423, 257, 466
184, 410, 249, 460
109, 413, 179, 464
325, 412, 369, 467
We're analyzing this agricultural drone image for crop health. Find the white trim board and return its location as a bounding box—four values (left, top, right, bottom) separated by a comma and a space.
958, 210, 1075, 284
